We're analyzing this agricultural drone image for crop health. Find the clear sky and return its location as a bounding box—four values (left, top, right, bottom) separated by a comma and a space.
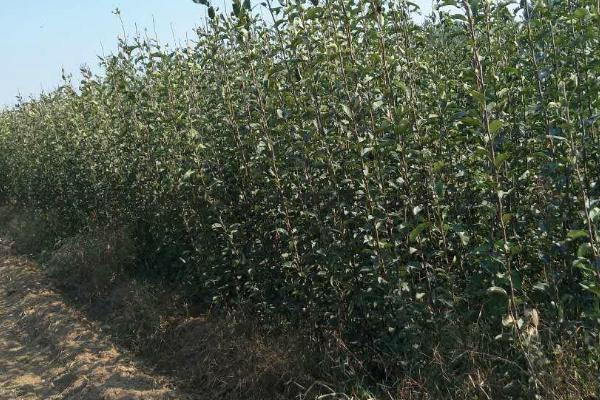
0, 0, 433, 108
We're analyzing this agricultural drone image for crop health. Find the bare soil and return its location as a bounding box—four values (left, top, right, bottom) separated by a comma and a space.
0, 240, 185, 400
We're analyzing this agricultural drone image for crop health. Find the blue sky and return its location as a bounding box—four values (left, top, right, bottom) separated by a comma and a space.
0, 1, 432, 108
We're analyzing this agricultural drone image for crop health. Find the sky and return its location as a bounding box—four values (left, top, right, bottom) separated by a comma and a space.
0, 0, 433, 108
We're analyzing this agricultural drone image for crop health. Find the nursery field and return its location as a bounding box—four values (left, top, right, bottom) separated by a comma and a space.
0, 0, 599, 398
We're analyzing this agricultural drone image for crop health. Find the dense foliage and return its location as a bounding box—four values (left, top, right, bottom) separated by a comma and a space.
1, 0, 599, 397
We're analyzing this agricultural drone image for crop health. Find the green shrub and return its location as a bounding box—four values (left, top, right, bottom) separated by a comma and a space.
1, 0, 599, 396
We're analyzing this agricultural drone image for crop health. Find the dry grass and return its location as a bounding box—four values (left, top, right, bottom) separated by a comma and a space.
157, 313, 309, 399
82, 278, 315, 399
0, 253, 182, 399
537, 339, 600, 400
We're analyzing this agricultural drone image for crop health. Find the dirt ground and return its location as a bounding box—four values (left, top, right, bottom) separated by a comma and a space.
0, 239, 185, 400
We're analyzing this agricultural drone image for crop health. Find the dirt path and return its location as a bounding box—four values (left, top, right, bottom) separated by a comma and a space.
0, 240, 185, 400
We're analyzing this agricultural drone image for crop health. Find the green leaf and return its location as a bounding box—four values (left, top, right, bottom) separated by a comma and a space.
469, 90, 485, 104
232, 0, 241, 17
405, 1, 421, 10
567, 230, 588, 240
341, 104, 353, 118
577, 243, 593, 258
494, 152, 510, 167
409, 222, 430, 241
496, 88, 509, 97
372, 99, 384, 111
432, 161, 445, 172
489, 120, 503, 135
590, 207, 600, 222
487, 286, 508, 297
461, 116, 481, 127
361, 147, 373, 157
580, 283, 600, 298
533, 282, 549, 292
182, 170, 195, 180
573, 8, 587, 19
189, 128, 200, 138
458, 231, 470, 246
433, 180, 445, 197
501, 213, 513, 225
508, 242, 521, 255
511, 271, 522, 290
305, 7, 323, 19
